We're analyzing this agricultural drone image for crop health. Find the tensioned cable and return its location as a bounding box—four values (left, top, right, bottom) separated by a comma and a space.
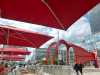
7, 29, 9, 45
41, 0, 65, 30
0, 27, 36, 47
0, 9, 1, 17
14, 31, 38, 47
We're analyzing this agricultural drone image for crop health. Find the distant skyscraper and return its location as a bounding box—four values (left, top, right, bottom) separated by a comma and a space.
86, 4, 100, 34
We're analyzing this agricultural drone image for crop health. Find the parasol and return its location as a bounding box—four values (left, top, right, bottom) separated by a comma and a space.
0, 0, 99, 30
0, 25, 52, 48
0, 47, 31, 55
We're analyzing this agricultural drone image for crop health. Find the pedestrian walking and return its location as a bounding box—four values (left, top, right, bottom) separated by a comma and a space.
73, 63, 84, 75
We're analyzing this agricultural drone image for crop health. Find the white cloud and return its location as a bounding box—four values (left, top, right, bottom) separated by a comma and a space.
0, 16, 93, 60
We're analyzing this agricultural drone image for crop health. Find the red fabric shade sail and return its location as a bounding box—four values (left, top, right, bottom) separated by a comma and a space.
0, 25, 52, 48
0, 0, 99, 30
0, 47, 31, 55
0, 55, 25, 61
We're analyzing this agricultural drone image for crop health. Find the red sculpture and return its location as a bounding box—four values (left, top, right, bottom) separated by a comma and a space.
46, 40, 99, 68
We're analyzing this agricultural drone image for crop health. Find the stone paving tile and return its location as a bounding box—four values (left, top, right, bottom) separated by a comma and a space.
22, 73, 36, 75
72, 72, 100, 75
84, 72, 100, 75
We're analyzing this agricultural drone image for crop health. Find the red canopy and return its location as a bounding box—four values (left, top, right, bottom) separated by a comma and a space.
0, 0, 99, 30
0, 55, 25, 61
0, 25, 52, 48
0, 48, 31, 55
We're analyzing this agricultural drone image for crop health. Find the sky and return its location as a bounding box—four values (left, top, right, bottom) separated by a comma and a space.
0, 16, 92, 61
0, 16, 92, 48
0, 3, 100, 63
1, 4, 100, 61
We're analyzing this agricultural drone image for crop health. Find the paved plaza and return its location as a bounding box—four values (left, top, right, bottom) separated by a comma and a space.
85, 72, 100, 75
7, 65, 100, 75
22, 72, 100, 75
22, 69, 100, 75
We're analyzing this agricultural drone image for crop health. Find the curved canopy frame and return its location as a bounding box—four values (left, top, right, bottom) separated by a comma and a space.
0, 55, 25, 61
0, 47, 31, 55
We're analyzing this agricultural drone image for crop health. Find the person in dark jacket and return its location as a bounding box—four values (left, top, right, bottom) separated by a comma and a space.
73, 63, 84, 75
